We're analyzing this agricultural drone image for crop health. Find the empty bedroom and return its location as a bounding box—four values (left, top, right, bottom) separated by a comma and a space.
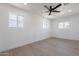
0, 3, 79, 56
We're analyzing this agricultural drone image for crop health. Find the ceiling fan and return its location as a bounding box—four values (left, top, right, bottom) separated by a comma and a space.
44, 3, 62, 15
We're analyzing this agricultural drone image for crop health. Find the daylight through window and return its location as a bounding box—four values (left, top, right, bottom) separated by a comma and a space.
8, 12, 24, 28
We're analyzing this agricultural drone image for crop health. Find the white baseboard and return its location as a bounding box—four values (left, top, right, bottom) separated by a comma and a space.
51, 36, 79, 41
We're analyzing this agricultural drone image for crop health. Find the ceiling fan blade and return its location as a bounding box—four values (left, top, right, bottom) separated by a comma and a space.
52, 3, 62, 10
49, 11, 51, 15
53, 10, 60, 12
44, 5, 50, 10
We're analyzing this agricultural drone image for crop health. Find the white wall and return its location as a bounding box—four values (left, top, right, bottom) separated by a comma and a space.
0, 4, 51, 52
51, 13, 79, 41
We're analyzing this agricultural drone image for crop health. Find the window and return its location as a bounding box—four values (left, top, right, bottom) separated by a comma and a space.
64, 22, 70, 29
18, 16, 24, 28
8, 12, 17, 27
8, 12, 24, 28
43, 20, 47, 29
58, 22, 70, 29
42, 19, 50, 30
58, 22, 64, 29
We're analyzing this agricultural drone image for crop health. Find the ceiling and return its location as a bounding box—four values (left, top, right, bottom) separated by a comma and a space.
9, 3, 79, 19
9, 3, 58, 13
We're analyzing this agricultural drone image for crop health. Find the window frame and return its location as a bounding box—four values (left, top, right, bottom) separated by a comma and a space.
8, 12, 24, 28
